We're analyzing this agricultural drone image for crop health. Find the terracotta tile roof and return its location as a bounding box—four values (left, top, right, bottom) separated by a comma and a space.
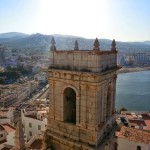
1, 123, 15, 133
30, 139, 42, 149
129, 120, 146, 126
145, 120, 150, 130
116, 126, 150, 144
125, 114, 133, 119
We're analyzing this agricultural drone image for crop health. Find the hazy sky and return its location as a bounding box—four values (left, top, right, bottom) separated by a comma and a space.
0, 0, 150, 41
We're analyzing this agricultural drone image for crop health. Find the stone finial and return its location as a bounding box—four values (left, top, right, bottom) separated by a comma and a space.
50, 36, 56, 51
14, 118, 26, 150
74, 40, 79, 50
111, 39, 116, 51
93, 38, 100, 51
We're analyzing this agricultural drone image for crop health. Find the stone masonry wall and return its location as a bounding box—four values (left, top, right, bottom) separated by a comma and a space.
49, 50, 117, 73
47, 69, 117, 146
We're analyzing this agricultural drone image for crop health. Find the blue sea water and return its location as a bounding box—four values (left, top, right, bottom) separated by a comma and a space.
116, 71, 150, 111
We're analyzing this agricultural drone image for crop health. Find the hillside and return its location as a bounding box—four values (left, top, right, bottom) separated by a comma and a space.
0, 32, 150, 53
0, 32, 29, 38
0, 32, 29, 43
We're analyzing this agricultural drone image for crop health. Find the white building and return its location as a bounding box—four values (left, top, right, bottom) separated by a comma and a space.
21, 109, 47, 141
116, 126, 150, 150
0, 107, 15, 124
0, 123, 15, 149
34, 72, 48, 83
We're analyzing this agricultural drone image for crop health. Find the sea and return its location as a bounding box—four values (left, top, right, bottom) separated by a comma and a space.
116, 70, 150, 111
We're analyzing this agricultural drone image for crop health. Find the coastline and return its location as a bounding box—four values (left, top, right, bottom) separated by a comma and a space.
118, 66, 150, 74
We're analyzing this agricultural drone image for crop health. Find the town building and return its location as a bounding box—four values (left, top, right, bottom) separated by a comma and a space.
1, 119, 26, 150
116, 126, 150, 150
21, 108, 48, 141
0, 107, 15, 124
34, 72, 48, 84
43, 37, 120, 149
118, 111, 150, 131
0, 123, 16, 149
0, 80, 38, 108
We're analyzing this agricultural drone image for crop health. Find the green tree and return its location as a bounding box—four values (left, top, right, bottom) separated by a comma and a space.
119, 107, 127, 113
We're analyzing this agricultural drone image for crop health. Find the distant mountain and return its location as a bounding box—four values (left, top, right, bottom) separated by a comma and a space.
143, 41, 150, 45
0, 32, 29, 38
0, 32, 29, 44
0, 32, 149, 53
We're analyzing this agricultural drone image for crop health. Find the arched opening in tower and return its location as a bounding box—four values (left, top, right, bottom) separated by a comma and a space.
63, 87, 76, 124
106, 86, 112, 118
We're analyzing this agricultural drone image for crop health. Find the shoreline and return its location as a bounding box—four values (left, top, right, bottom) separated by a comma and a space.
118, 67, 150, 74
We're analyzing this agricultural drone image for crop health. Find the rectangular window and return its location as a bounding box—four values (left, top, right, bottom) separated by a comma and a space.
38, 125, 41, 130
29, 131, 32, 136
137, 146, 141, 150
0, 134, 3, 138
29, 122, 32, 128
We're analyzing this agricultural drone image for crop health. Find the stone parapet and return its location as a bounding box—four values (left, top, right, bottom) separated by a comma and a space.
49, 50, 117, 73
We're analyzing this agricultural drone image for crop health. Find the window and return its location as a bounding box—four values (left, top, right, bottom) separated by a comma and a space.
0, 134, 3, 138
29, 122, 32, 128
29, 131, 32, 136
63, 87, 76, 124
137, 146, 141, 150
38, 125, 41, 130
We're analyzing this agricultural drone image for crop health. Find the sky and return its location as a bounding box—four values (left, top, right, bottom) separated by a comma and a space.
0, 0, 150, 41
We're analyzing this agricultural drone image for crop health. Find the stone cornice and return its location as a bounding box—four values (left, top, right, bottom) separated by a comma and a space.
48, 66, 120, 82
53, 50, 118, 55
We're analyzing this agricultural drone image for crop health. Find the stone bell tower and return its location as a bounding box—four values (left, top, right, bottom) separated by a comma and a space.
44, 37, 120, 150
